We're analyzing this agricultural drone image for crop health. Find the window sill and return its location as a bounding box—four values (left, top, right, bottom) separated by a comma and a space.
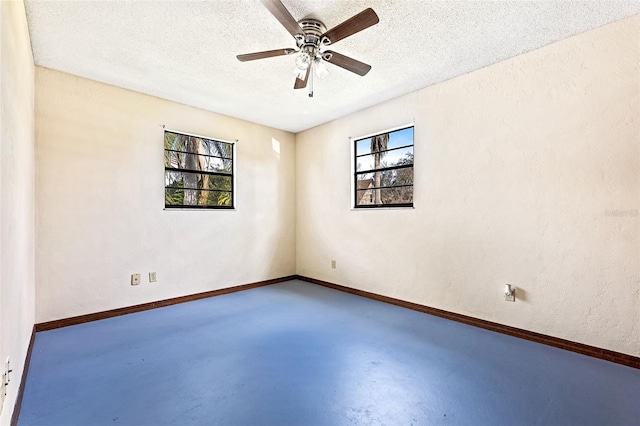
163, 208, 237, 211
351, 206, 414, 211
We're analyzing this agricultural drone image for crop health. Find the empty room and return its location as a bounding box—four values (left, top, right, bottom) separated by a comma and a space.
2, 0, 639, 425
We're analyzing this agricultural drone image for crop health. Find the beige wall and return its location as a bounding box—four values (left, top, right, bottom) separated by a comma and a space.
35, 68, 296, 323
28, 9, 640, 365
0, 0, 35, 423
296, 16, 640, 356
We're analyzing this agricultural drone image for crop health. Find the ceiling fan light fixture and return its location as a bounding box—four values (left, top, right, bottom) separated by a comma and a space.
315, 59, 329, 78
295, 51, 312, 70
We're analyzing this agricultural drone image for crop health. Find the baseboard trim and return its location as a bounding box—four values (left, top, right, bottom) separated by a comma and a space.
10, 326, 36, 426
30, 274, 640, 369
295, 275, 640, 369
35, 275, 297, 332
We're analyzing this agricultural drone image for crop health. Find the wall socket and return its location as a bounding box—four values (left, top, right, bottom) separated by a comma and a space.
331, 260, 336, 269
504, 284, 516, 302
131, 273, 141, 286
149, 272, 157, 282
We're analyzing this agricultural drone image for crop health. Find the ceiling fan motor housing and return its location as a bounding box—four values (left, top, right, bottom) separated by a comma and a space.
297, 19, 327, 48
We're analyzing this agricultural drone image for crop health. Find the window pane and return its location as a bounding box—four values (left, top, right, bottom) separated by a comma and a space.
387, 127, 413, 150
356, 186, 413, 206
164, 133, 232, 159
356, 166, 414, 188
165, 186, 185, 206
165, 171, 232, 192
200, 138, 233, 159
205, 157, 233, 174
164, 150, 232, 174
355, 127, 414, 157
165, 188, 232, 207
356, 146, 413, 172
355, 137, 372, 156
164, 132, 180, 150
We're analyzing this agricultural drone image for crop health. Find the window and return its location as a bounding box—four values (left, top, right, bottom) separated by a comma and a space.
354, 126, 414, 208
164, 130, 234, 209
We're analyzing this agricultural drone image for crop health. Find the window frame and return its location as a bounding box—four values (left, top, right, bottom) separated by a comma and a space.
351, 124, 415, 209
163, 129, 236, 210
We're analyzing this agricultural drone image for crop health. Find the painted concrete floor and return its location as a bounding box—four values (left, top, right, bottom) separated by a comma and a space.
19, 280, 640, 425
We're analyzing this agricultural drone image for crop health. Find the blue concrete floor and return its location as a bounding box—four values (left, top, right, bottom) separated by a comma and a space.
19, 280, 640, 425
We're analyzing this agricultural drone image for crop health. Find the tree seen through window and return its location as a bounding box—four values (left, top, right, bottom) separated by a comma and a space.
164, 131, 234, 209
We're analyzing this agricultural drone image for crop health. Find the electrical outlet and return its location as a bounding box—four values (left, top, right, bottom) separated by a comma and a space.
331, 260, 336, 269
131, 273, 141, 286
504, 284, 516, 302
149, 272, 157, 282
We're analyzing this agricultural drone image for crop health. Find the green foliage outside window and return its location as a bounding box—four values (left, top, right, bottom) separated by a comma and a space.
164, 131, 234, 209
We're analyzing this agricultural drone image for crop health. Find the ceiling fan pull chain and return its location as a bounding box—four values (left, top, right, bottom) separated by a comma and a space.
309, 62, 314, 98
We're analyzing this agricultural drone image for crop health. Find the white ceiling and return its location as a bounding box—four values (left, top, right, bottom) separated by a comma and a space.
25, 1, 640, 133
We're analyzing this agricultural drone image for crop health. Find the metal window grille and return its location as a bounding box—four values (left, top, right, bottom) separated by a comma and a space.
164, 130, 235, 209
354, 126, 414, 208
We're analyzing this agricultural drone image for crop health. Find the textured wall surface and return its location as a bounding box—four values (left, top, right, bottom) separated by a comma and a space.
0, 0, 35, 423
35, 68, 296, 323
296, 16, 640, 356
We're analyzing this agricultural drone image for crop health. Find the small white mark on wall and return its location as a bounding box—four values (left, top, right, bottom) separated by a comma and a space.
272, 138, 281, 156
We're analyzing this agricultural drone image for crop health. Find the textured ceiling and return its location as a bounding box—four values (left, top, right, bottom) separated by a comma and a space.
25, 1, 640, 133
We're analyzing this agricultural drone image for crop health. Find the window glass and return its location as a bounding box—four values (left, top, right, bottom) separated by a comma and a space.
164, 131, 234, 209
354, 126, 414, 208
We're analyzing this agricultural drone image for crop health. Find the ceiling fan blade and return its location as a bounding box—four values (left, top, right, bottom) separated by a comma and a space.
294, 67, 311, 89
261, 0, 304, 38
323, 51, 371, 76
236, 48, 296, 62
320, 8, 379, 45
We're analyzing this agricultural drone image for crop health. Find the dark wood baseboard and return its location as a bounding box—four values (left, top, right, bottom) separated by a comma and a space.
35, 275, 297, 332
295, 275, 640, 369
30, 274, 640, 369
10, 326, 35, 426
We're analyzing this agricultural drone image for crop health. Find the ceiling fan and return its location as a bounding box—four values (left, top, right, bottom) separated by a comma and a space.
237, 0, 379, 97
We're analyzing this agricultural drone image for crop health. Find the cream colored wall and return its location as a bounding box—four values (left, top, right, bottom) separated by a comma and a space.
35, 68, 296, 323
0, 0, 35, 423
296, 16, 640, 356
30, 12, 639, 358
